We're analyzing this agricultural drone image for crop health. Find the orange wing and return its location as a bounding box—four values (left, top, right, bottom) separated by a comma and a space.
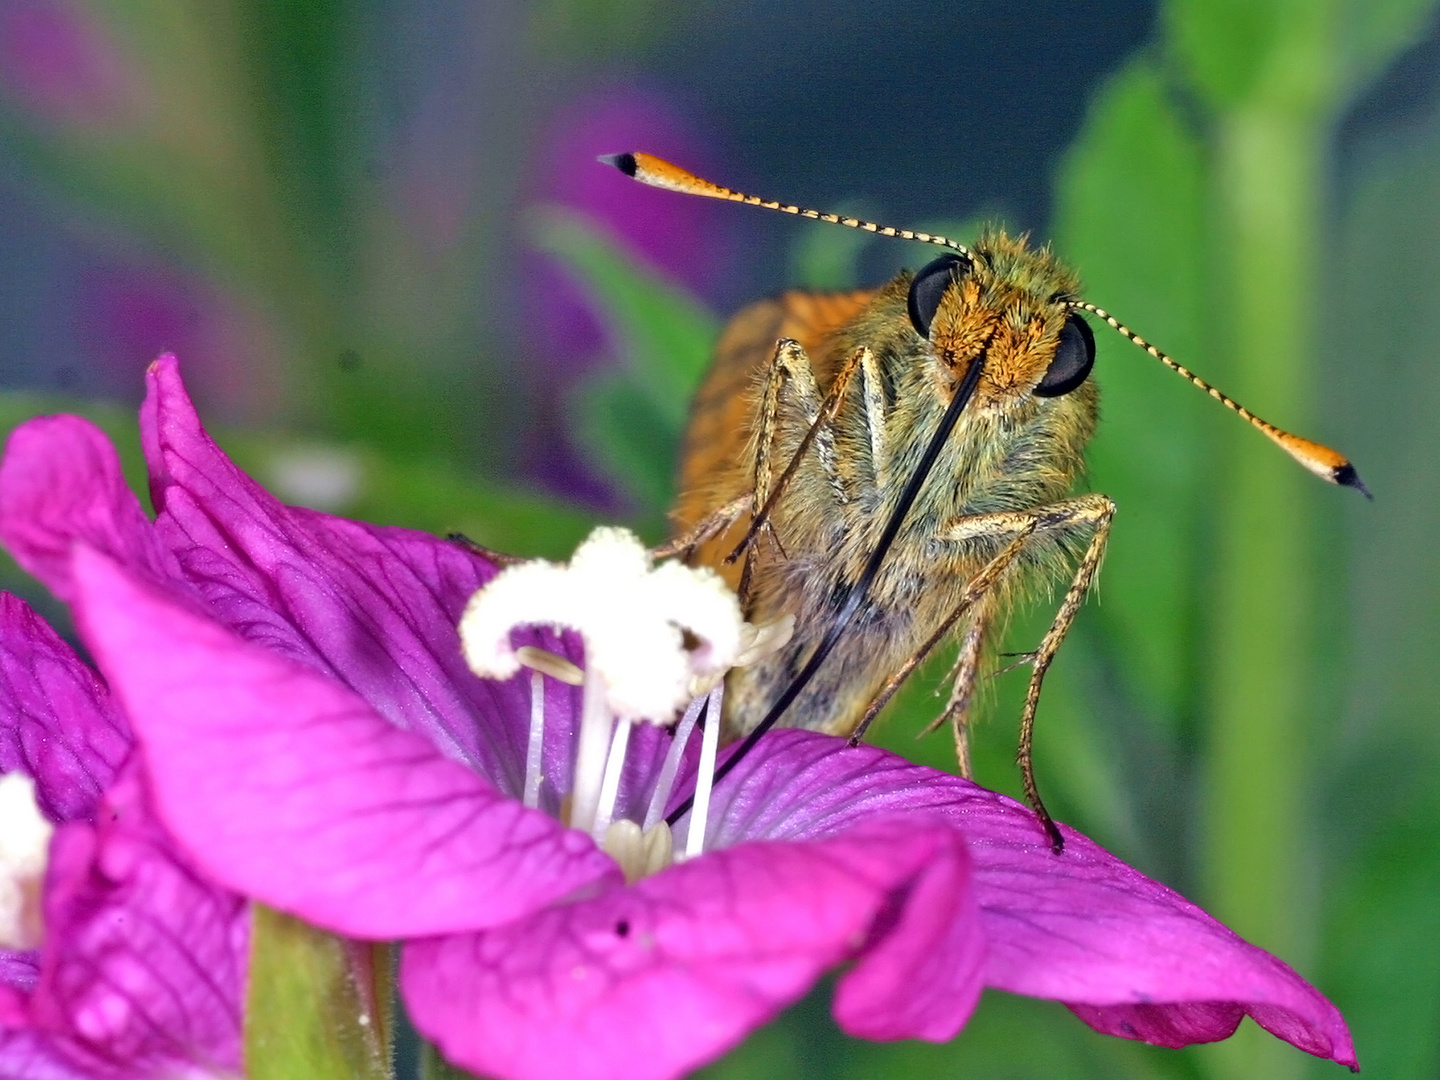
675, 288, 876, 529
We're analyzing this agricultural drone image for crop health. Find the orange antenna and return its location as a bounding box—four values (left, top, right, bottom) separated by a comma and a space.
600, 151, 971, 257
1070, 301, 1371, 498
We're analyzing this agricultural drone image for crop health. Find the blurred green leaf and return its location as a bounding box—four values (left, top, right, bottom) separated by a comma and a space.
1165, 0, 1293, 107
1053, 59, 1210, 730
527, 0, 679, 61
569, 370, 681, 518
1338, 0, 1439, 91
788, 199, 878, 289
532, 205, 718, 423
235, 0, 353, 270
530, 205, 720, 516
1311, 89, 1440, 1080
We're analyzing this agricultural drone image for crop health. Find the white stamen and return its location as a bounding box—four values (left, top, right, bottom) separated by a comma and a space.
459, 527, 746, 721
523, 670, 546, 809
569, 671, 614, 833
515, 645, 583, 685
684, 684, 724, 860
592, 717, 632, 838
0, 773, 52, 949
643, 694, 705, 831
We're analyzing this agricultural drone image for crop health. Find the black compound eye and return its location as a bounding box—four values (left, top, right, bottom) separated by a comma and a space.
907, 254, 970, 339
1034, 313, 1095, 398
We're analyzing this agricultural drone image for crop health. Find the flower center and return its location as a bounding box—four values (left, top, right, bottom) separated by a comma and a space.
515, 647, 721, 880
459, 527, 790, 882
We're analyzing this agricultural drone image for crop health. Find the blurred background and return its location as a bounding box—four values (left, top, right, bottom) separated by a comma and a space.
1, 1, 1437, 1077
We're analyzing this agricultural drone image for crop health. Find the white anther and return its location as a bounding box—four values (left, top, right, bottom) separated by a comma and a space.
460, 527, 747, 721
602, 819, 675, 884
0, 773, 52, 949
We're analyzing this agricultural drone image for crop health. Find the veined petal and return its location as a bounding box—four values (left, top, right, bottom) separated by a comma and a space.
71, 546, 620, 939
0, 594, 129, 823
140, 354, 531, 787
1, 950, 38, 1012
0, 1029, 120, 1080
402, 820, 981, 1080
26, 763, 245, 1079
692, 728, 1355, 1068
0, 416, 178, 604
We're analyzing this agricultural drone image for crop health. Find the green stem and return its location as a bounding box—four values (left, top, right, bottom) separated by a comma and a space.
245, 904, 394, 1080
1202, 101, 1324, 1080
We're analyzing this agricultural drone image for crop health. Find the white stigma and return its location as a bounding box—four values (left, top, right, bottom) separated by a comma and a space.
0, 773, 52, 949
459, 526, 746, 721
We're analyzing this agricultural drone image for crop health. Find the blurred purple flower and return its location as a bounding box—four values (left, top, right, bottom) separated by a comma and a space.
524, 85, 734, 364
518, 86, 738, 507
75, 259, 283, 418
0, 593, 246, 1079
0, 1, 135, 130
0, 356, 1356, 1080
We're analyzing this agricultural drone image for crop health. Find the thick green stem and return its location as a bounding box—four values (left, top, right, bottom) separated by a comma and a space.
1202, 102, 1324, 1080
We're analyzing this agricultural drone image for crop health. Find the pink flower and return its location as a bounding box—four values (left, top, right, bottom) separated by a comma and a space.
0, 356, 1356, 1080
0, 594, 246, 1079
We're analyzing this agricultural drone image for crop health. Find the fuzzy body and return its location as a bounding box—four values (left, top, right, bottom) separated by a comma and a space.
673, 231, 1100, 738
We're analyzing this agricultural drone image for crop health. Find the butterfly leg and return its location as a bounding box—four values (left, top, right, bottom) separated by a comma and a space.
926, 617, 987, 780
846, 525, 1033, 747
933, 493, 1116, 851
652, 493, 752, 561
730, 340, 871, 564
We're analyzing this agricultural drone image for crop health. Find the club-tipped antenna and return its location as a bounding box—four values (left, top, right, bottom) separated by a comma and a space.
1070, 301, 1371, 498
601, 151, 971, 258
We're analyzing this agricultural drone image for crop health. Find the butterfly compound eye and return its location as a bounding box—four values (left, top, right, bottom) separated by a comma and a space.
907, 254, 970, 339
1034, 313, 1096, 398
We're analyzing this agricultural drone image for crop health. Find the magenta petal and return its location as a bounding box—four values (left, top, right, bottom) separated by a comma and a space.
960, 809, 1357, 1068
1, 951, 38, 1001
140, 353, 531, 786
831, 820, 983, 1041
0, 415, 178, 604
402, 821, 980, 1080
0, 1029, 104, 1080
0, 594, 129, 822
26, 764, 245, 1078
71, 545, 619, 938
697, 729, 1355, 1067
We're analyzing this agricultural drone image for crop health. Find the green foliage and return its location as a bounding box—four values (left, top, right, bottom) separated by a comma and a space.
531, 205, 720, 521
1314, 96, 1440, 1080
1054, 59, 1210, 728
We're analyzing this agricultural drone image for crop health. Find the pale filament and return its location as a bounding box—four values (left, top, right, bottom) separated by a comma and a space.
569, 671, 614, 834
685, 684, 724, 860
592, 716, 632, 839
644, 694, 706, 831
524, 669, 545, 809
